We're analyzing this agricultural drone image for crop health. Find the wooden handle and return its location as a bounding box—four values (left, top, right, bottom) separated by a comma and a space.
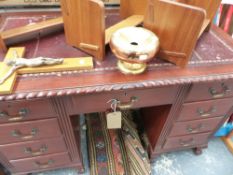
0, 108, 28, 121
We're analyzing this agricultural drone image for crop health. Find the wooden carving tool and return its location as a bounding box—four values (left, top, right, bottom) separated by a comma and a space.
120, 0, 148, 19
175, 0, 221, 37
144, 0, 205, 67
60, 0, 105, 61
0, 17, 64, 52
0, 47, 94, 95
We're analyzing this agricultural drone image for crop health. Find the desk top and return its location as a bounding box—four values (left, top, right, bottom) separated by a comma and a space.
0, 11, 233, 101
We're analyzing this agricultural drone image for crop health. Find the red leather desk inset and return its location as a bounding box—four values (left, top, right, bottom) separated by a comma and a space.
0, 11, 233, 174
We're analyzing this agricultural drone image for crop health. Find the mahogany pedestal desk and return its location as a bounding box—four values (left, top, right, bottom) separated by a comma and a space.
0, 11, 233, 175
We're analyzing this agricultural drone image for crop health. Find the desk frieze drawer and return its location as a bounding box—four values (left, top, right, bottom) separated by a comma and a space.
10, 152, 71, 173
163, 133, 210, 150
178, 98, 233, 122
0, 118, 61, 145
70, 86, 178, 114
0, 99, 56, 123
186, 80, 233, 102
0, 137, 67, 160
169, 117, 224, 137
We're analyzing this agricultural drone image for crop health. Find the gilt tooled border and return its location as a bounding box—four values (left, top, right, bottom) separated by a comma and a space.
1, 73, 233, 101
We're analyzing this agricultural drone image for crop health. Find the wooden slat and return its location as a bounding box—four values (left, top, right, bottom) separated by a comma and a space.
144, 0, 205, 67
0, 47, 26, 95
60, 0, 105, 61
105, 15, 144, 44
120, 0, 147, 18
0, 17, 63, 47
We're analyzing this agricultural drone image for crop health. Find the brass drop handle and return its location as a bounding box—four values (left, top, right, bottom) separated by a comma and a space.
34, 159, 54, 169
117, 96, 139, 110
24, 145, 48, 156
0, 108, 29, 122
197, 107, 216, 117
187, 124, 204, 133
209, 83, 231, 98
179, 138, 194, 147
11, 128, 38, 140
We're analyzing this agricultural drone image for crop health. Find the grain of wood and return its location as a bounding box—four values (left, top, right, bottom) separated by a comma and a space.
60, 0, 105, 61
144, 0, 205, 67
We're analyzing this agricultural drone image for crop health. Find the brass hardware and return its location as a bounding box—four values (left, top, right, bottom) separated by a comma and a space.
0, 108, 28, 121
197, 106, 216, 117
117, 96, 139, 110
117, 60, 147, 75
34, 159, 54, 169
209, 83, 231, 98
24, 145, 48, 156
11, 128, 38, 140
179, 138, 194, 147
187, 124, 204, 133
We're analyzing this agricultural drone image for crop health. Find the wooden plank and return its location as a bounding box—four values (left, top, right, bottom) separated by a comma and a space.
105, 15, 144, 44
0, 47, 26, 95
222, 131, 233, 154
60, 0, 105, 61
199, 19, 211, 37
18, 57, 93, 74
1, 17, 64, 46
144, 0, 205, 67
120, 0, 147, 18
0, 35, 7, 52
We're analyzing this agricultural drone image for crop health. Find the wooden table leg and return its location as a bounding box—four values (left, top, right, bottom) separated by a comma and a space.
222, 130, 233, 154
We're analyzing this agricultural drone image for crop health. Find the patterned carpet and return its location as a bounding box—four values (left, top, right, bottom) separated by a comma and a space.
34, 116, 233, 175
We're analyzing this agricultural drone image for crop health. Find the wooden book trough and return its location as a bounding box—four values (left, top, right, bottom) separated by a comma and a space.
60, 0, 143, 61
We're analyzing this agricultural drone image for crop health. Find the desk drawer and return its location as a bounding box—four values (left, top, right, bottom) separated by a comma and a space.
186, 80, 233, 102
70, 86, 178, 114
170, 117, 224, 137
0, 118, 61, 144
163, 133, 210, 150
10, 152, 71, 173
0, 99, 56, 123
0, 137, 67, 160
178, 98, 233, 122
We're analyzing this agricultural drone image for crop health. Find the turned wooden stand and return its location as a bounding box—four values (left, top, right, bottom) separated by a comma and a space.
0, 11, 233, 174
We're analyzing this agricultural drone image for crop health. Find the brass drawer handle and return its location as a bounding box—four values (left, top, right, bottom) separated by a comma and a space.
197, 107, 216, 117
34, 159, 54, 169
179, 138, 195, 147
0, 108, 29, 121
187, 124, 204, 134
209, 83, 231, 99
117, 96, 139, 110
24, 145, 48, 156
11, 128, 38, 140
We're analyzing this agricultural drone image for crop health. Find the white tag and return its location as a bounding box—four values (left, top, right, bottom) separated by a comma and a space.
107, 111, 122, 129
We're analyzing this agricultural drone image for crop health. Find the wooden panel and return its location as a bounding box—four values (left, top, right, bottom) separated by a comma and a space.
163, 132, 210, 150
120, 0, 148, 18
0, 99, 56, 123
70, 86, 178, 114
0, 118, 61, 144
186, 80, 233, 102
178, 98, 233, 122
170, 117, 224, 137
144, 0, 205, 67
0, 47, 25, 95
60, 0, 105, 61
0, 137, 67, 160
10, 152, 71, 172
105, 15, 144, 44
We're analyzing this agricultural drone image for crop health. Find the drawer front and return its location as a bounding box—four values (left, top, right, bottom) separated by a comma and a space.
186, 80, 233, 102
10, 152, 71, 172
163, 133, 210, 150
0, 118, 61, 144
0, 137, 67, 160
70, 86, 178, 114
170, 117, 224, 137
0, 99, 56, 123
178, 98, 233, 122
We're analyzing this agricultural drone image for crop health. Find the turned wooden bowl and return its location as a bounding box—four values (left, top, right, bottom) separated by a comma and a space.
110, 27, 159, 74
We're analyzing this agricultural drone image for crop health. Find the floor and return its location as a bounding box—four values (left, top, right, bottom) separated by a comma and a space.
33, 118, 233, 175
